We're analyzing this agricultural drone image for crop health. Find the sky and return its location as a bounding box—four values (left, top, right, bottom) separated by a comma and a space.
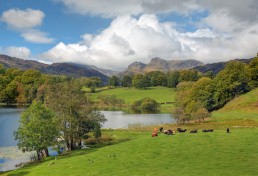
0, 0, 257, 71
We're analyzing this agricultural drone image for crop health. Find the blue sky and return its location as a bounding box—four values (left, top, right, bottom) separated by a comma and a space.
0, 0, 257, 70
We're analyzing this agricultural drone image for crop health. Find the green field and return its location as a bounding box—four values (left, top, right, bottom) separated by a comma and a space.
4, 88, 258, 176
85, 86, 176, 112
87, 86, 176, 104
212, 88, 258, 122
4, 129, 258, 176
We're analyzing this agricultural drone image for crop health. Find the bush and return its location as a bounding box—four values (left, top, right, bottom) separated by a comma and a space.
131, 97, 159, 112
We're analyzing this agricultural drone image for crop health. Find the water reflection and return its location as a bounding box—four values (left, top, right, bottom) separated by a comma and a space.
102, 111, 175, 129
0, 107, 175, 171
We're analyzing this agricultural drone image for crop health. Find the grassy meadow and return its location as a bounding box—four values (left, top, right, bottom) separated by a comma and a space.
85, 86, 176, 112
3, 88, 258, 176
3, 129, 258, 176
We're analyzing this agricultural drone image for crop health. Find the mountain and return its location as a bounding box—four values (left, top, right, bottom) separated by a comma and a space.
120, 57, 203, 76
89, 65, 120, 77
194, 58, 253, 74
0, 54, 109, 83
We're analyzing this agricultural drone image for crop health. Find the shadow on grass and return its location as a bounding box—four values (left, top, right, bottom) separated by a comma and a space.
5, 171, 30, 176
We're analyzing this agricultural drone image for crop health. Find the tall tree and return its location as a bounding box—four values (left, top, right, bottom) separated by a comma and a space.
108, 75, 120, 88
45, 79, 106, 150
121, 75, 132, 87
213, 61, 251, 109
14, 101, 59, 161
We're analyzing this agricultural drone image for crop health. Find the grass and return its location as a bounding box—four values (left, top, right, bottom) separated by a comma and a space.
85, 86, 176, 112
4, 88, 258, 176
87, 86, 176, 104
4, 129, 258, 176
212, 88, 258, 122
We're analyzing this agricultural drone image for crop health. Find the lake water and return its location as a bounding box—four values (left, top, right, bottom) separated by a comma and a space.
0, 107, 175, 171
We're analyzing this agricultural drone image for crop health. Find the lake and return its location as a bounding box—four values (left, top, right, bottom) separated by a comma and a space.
0, 107, 175, 171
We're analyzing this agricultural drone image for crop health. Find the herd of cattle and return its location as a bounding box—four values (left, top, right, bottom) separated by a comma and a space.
152, 127, 230, 137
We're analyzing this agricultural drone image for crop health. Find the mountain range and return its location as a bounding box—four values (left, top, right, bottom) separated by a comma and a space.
120, 57, 203, 76
0, 54, 254, 81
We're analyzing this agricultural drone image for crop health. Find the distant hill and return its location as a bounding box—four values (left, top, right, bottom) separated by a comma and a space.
0, 54, 109, 83
120, 57, 203, 76
194, 58, 253, 74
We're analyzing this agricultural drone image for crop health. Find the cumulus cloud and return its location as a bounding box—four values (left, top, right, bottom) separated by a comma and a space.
0, 46, 31, 59
0, 8, 53, 44
21, 30, 54, 44
40, 12, 258, 70
1, 8, 44, 29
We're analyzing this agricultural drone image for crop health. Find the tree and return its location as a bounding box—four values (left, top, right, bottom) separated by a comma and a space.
45, 79, 106, 150
147, 71, 167, 86
249, 57, 258, 87
121, 75, 132, 87
132, 74, 151, 89
189, 77, 215, 111
131, 97, 159, 112
167, 71, 180, 88
14, 101, 59, 161
213, 61, 251, 109
179, 69, 199, 82
108, 75, 120, 88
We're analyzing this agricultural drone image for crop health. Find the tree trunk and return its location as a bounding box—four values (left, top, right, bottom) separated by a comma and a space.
44, 148, 49, 157
37, 150, 41, 161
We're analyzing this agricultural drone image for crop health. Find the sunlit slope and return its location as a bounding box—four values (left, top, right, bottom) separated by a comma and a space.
89, 86, 176, 104
212, 88, 258, 122
5, 129, 258, 176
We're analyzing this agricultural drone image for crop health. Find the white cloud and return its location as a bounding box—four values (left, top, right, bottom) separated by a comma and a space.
0, 8, 53, 44
1, 8, 44, 30
55, 0, 203, 18
21, 30, 54, 44
40, 13, 258, 70
1, 46, 31, 59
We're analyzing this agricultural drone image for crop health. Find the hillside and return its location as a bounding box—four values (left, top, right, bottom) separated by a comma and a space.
194, 58, 253, 74
4, 128, 258, 176
212, 88, 258, 122
0, 54, 109, 83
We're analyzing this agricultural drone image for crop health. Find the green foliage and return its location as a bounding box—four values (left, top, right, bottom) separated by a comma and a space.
0, 64, 6, 75
14, 101, 59, 160
132, 74, 151, 89
190, 77, 215, 111
249, 57, 258, 87
93, 123, 102, 138
213, 61, 251, 109
146, 71, 167, 86
121, 75, 132, 87
131, 97, 159, 112
108, 75, 120, 88
167, 70, 180, 88
45, 79, 106, 150
99, 94, 125, 108
179, 69, 199, 82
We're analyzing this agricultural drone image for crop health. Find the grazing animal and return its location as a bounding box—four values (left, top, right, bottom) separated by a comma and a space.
159, 127, 163, 132
152, 131, 158, 137
164, 129, 173, 135
190, 129, 198, 133
227, 128, 230, 133
207, 129, 214, 132
202, 129, 208, 132
177, 128, 187, 132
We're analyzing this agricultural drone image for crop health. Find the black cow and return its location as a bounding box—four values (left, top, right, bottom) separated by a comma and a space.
207, 129, 214, 132
227, 128, 230, 133
177, 128, 187, 132
190, 129, 198, 133
202, 129, 208, 132
159, 127, 163, 132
